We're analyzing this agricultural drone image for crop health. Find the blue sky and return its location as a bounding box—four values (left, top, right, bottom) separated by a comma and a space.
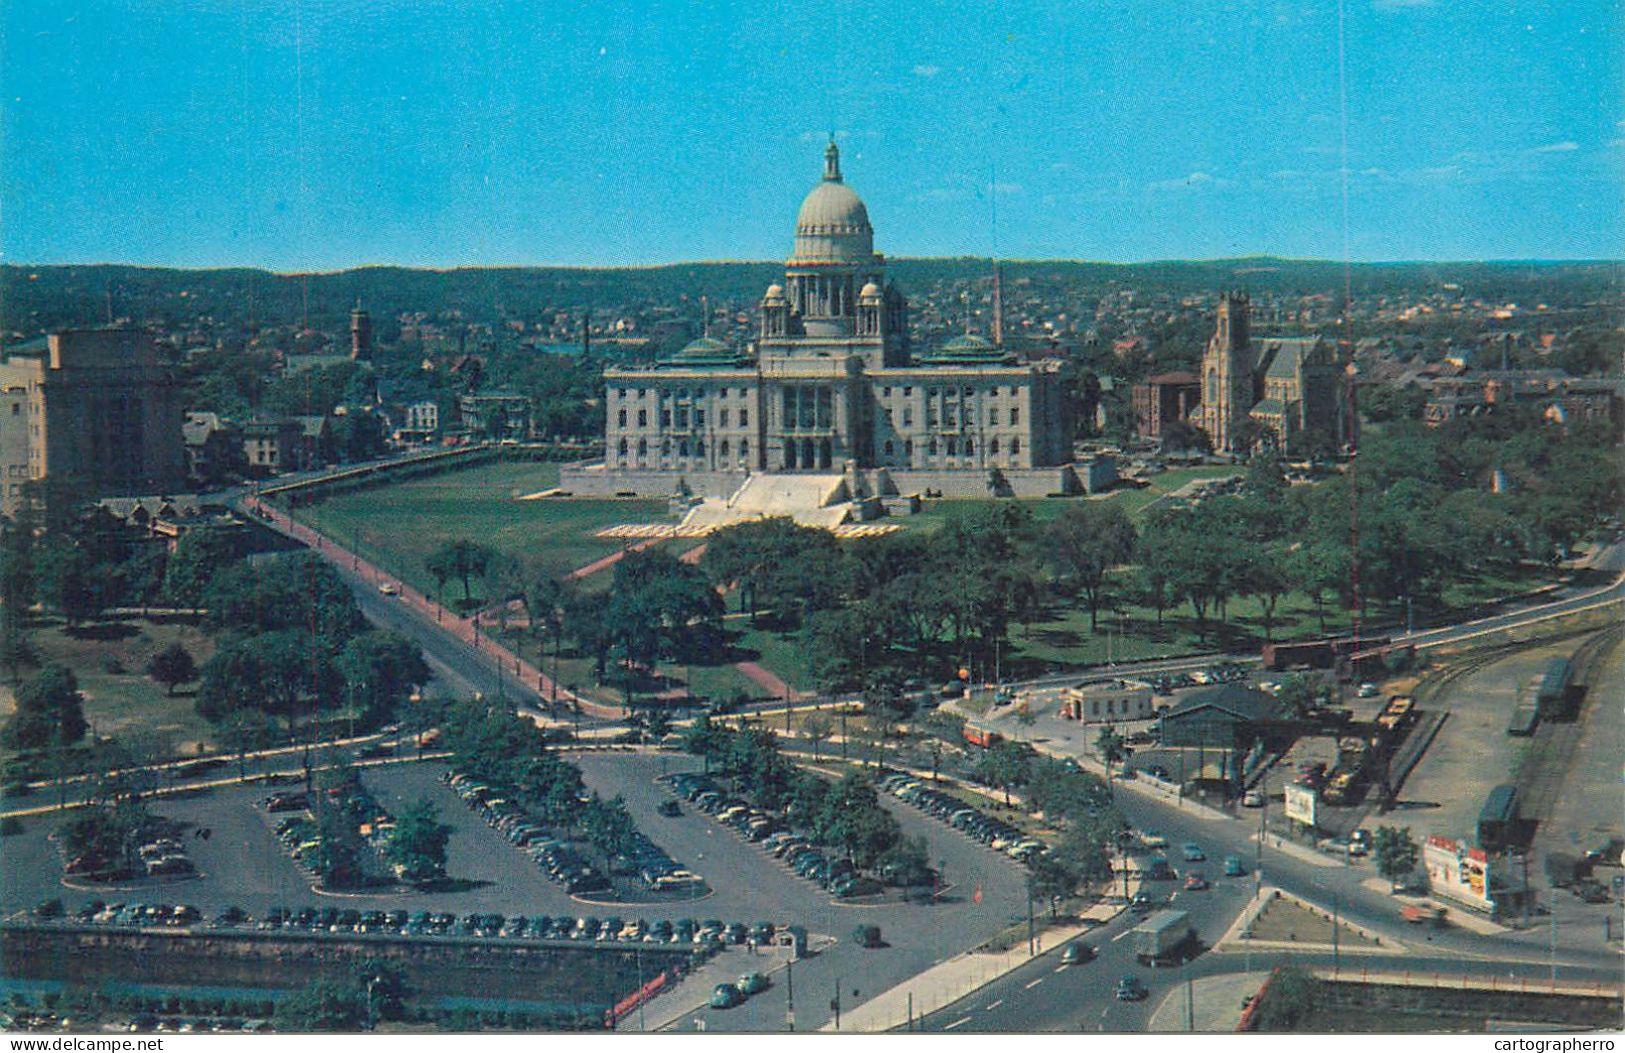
2, 1, 1618, 269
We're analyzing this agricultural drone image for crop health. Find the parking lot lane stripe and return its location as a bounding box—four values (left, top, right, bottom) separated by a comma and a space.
945, 1016, 972, 1031
1024, 977, 1045, 990
986, 1000, 1004, 1011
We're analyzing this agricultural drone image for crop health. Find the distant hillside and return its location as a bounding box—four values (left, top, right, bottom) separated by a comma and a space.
2, 258, 1618, 338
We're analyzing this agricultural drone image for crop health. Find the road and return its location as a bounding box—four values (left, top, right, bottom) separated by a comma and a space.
915, 781, 1623, 1032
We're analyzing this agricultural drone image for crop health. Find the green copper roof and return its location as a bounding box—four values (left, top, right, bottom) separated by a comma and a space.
917, 333, 1011, 365
661, 336, 749, 367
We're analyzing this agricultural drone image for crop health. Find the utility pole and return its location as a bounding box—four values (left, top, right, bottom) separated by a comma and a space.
786, 955, 794, 1032
1332, 889, 1341, 976
636, 947, 647, 1031
1549, 886, 1558, 984
1256, 774, 1267, 899
1027, 879, 1036, 956
832, 976, 841, 1030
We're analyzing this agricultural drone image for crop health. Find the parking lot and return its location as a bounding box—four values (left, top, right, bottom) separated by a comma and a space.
1, 751, 1038, 1031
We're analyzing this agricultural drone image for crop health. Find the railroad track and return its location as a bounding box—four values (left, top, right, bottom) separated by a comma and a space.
1512, 624, 1623, 825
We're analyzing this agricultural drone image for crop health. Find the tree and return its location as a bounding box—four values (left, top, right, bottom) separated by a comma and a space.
522, 573, 572, 703
682, 712, 728, 773
1373, 825, 1420, 891
801, 712, 834, 759
59, 799, 151, 878
426, 539, 494, 605
311, 793, 365, 889
1274, 674, 1320, 719
1286, 540, 1349, 635
276, 962, 407, 1032
701, 517, 841, 624
1243, 449, 1289, 503
1095, 726, 1126, 779
0, 619, 37, 685
1027, 855, 1077, 918
203, 553, 363, 644
1045, 503, 1138, 633
1160, 418, 1212, 455
1241, 543, 1292, 642
161, 529, 239, 608
337, 631, 431, 727
146, 643, 197, 696
197, 630, 340, 733
580, 795, 639, 861
3, 664, 87, 751
386, 798, 451, 884
976, 739, 1032, 807
34, 541, 103, 626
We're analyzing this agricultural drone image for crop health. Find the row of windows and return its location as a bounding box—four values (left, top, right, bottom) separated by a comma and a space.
881, 385, 1024, 399
616, 387, 750, 401
877, 437, 1020, 458
617, 437, 750, 460
616, 408, 750, 429
619, 384, 1028, 402
882, 406, 1021, 428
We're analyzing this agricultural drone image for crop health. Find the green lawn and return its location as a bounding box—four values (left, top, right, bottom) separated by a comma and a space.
288, 461, 672, 599
886, 465, 1246, 535
0, 618, 222, 764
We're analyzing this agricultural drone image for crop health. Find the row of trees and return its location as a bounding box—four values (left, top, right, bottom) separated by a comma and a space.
683, 716, 929, 880
194, 551, 431, 748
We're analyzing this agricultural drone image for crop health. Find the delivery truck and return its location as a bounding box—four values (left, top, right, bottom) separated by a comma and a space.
1132, 909, 1196, 965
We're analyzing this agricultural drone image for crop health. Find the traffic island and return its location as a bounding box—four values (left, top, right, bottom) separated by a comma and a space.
1214, 886, 1403, 956
1243, 965, 1622, 1032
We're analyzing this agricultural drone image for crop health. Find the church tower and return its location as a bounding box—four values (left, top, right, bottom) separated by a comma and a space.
349, 303, 373, 362
1197, 292, 1253, 452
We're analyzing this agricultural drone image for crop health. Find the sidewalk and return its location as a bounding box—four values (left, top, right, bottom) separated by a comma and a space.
1148, 971, 1268, 1033
1252, 831, 1341, 869
827, 889, 1135, 1032
620, 943, 794, 1033
242, 494, 626, 720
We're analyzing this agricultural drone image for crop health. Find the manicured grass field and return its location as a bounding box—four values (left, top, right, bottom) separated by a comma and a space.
288, 461, 672, 600
888, 464, 1246, 534
0, 618, 221, 763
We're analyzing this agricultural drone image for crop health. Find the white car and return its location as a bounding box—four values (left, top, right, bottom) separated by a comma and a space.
378, 582, 401, 596
1357, 682, 1379, 698
1242, 790, 1264, 808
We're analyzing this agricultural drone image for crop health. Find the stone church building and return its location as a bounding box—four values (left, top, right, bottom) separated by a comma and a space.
1194, 292, 1349, 455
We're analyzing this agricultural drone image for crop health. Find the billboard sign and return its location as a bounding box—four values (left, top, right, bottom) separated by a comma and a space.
1284, 783, 1317, 828
1423, 835, 1495, 911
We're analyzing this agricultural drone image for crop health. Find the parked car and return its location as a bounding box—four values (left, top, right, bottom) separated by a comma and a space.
710, 983, 745, 1010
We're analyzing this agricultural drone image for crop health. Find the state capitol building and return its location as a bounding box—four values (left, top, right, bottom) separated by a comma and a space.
562, 143, 1087, 504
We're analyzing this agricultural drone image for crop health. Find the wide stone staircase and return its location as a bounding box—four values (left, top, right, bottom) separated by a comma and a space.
678, 473, 853, 531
